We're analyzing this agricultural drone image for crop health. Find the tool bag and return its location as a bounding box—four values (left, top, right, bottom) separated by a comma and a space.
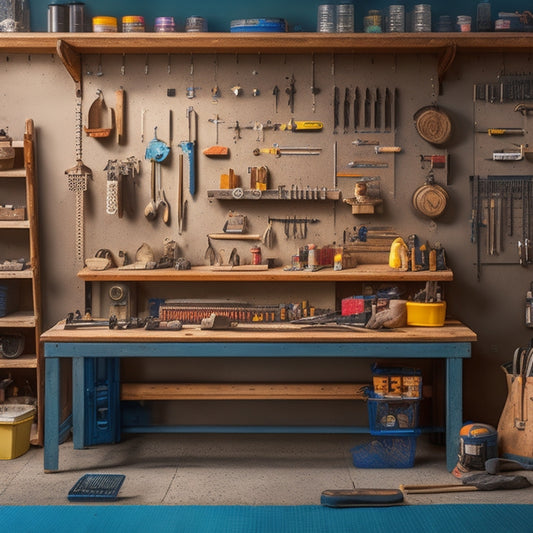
496, 346, 533, 462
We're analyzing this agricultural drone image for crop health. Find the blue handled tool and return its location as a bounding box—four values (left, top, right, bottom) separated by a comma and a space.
180, 106, 197, 196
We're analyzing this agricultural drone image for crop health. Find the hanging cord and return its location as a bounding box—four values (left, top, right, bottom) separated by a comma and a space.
66, 95, 90, 263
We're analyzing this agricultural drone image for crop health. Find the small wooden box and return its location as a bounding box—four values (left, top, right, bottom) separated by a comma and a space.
0, 206, 25, 220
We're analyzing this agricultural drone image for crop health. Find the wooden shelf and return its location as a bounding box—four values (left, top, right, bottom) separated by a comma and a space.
121, 382, 369, 401
2, 32, 528, 94
78, 264, 453, 283
0, 220, 29, 229
0, 354, 37, 369
207, 188, 341, 201
0, 310, 37, 328
0, 168, 26, 178
0, 268, 33, 279
1, 32, 532, 55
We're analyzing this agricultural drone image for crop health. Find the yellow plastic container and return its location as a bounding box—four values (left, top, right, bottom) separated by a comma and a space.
0, 405, 35, 460
406, 301, 446, 327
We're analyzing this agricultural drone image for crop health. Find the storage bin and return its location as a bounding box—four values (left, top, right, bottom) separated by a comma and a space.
0, 404, 35, 459
368, 396, 420, 431
351, 432, 419, 468
406, 301, 446, 326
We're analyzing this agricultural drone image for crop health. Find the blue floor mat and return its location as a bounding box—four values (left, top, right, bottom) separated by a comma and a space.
1, 504, 532, 533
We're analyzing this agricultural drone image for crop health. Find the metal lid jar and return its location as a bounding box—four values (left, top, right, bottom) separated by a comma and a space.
92, 16, 117, 32
122, 15, 145, 32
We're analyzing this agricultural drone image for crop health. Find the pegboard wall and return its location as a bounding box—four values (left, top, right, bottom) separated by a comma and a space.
78, 52, 441, 290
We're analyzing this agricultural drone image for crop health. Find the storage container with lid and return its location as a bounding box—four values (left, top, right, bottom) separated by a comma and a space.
0, 404, 36, 459
93, 16, 117, 32
154, 16, 175, 32
122, 15, 145, 32
0, 0, 30, 32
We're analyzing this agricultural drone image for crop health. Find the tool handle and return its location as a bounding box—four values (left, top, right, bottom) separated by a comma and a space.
400, 484, 478, 494
375, 146, 402, 153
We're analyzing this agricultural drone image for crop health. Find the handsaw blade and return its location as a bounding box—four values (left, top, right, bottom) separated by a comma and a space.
354, 87, 360, 132
374, 88, 381, 131
364, 88, 371, 129
384, 88, 391, 131
343, 87, 350, 134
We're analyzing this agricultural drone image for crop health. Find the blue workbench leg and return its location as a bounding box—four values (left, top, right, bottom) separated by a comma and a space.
446, 357, 463, 471
44, 357, 60, 472
72, 357, 86, 450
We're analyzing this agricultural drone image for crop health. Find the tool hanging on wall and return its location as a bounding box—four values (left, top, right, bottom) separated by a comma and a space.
115, 88, 124, 144
104, 157, 141, 218
333, 86, 339, 134
384, 87, 392, 131
272, 85, 280, 113
353, 87, 360, 132
343, 87, 350, 134
476, 127, 526, 136
267, 216, 320, 239
84, 89, 113, 138
374, 88, 381, 131
470, 175, 533, 279
179, 106, 198, 196
253, 144, 322, 157
203, 114, 229, 157
279, 119, 323, 132
144, 127, 170, 224
286, 74, 296, 113
66, 96, 92, 263
310, 55, 320, 113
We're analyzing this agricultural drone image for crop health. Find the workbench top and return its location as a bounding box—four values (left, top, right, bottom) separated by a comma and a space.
77, 264, 453, 283
41, 319, 476, 344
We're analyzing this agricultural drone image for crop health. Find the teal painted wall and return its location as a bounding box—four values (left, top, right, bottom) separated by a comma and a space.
30, 1, 533, 32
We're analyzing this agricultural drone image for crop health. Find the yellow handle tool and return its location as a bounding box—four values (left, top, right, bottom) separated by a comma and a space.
279, 120, 323, 132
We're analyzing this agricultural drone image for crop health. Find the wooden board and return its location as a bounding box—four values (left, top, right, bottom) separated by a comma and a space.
120, 382, 370, 401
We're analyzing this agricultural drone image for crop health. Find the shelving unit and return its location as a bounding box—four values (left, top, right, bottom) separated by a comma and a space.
0, 32, 530, 95
0, 119, 42, 445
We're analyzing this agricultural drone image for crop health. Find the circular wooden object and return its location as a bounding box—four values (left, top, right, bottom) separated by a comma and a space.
412, 183, 449, 218
414, 106, 452, 145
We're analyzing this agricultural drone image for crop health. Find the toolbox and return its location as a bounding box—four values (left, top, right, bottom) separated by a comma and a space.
0, 404, 35, 459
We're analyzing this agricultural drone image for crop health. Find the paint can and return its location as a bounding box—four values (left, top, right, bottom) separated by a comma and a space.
317, 4, 336, 33
185, 16, 207, 32
68, 2, 85, 32
387, 5, 405, 32
154, 16, 175, 32
412, 4, 431, 32
336, 3, 354, 33
48, 2, 68, 32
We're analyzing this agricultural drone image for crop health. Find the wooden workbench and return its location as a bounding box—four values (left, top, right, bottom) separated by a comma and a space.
42, 320, 476, 472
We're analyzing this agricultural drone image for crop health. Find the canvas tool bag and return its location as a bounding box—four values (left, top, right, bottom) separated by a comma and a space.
497, 346, 533, 461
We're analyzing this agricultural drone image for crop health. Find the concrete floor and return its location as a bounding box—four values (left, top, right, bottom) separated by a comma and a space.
1, 433, 532, 506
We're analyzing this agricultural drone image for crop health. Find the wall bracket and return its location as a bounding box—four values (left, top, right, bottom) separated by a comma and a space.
437, 42, 457, 94
56, 39, 82, 97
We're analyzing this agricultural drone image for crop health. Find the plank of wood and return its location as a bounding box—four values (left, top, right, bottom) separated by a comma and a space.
120, 382, 370, 401
208, 233, 261, 240
210, 264, 269, 271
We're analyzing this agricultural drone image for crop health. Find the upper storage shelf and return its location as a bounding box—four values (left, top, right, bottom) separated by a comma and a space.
0, 32, 532, 55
